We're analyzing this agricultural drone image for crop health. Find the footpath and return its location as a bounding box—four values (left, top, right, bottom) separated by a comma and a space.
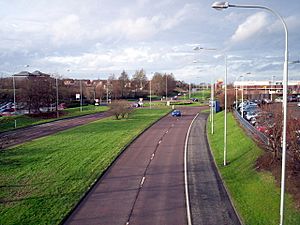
187, 112, 242, 225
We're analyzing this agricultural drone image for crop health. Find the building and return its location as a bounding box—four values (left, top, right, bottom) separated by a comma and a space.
233, 80, 300, 98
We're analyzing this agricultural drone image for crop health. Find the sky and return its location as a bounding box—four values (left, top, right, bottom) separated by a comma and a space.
0, 0, 299, 83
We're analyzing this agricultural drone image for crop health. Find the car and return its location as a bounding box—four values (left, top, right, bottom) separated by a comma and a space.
274, 97, 283, 103
262, 98, 272, 104
245, 110, 259, 121
171, 110, 182, 117
297, 102, 300, 107
288, 96, 297, 102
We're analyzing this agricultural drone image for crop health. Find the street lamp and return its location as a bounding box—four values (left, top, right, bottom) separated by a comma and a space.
165, 74, 168, 101
149, 73, 153, 109
212, 2, 288, 225
234, 75, 243, 109
241, 72, 251, 117
271, 75, 276, 101
80, 80, 83, 112
224, 55, 228, 166
194, 47, 227, 136
193, 47, 218, 133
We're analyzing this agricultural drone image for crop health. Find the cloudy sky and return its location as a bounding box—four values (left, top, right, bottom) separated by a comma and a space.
0, 0, 299, 83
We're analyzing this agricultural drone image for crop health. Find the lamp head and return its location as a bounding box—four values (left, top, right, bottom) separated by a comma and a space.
193, 46, 204, 51
211, 1, 229, 10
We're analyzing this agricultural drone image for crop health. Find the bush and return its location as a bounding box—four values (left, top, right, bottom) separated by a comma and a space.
110, 100, 132, 119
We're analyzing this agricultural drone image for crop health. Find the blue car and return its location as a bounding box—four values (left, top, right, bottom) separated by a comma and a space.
171, 110, 182, 117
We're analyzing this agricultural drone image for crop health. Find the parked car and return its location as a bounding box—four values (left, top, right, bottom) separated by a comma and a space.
171, 110, 182, 117
297, 102, 300, 107
245, 110, 259, 121
262, 98, 272, 104
288, 95, 297, 102
274, 97, 283, 103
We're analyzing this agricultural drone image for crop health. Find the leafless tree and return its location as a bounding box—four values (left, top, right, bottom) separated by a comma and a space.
110, 100, 132, 120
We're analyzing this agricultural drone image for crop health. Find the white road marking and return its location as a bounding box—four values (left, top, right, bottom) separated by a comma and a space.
158, 140, 162, 144
184, 113, 199, 225
140, 176, 146, 187
151, 153, 155, 160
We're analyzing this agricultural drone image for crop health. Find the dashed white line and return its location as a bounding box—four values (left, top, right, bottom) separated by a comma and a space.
158, 140, 162, 144
140, 176, 146, 187
151, 153, 155, 160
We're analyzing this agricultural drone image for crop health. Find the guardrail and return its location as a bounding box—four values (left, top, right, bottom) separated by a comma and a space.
233, 109, 269, 146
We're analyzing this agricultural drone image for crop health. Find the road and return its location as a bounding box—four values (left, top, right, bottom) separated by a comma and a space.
0, 111, 111, 149
187, 112, 242, 225
64, 107, 202, 225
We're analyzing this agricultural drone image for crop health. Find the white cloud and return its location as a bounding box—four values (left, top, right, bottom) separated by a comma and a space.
231, 12, 269, 43
51, 14, 83, 45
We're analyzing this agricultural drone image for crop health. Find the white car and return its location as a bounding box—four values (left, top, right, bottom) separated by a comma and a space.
297, 102, 300, 107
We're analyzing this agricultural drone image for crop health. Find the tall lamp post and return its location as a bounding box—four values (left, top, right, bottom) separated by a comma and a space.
80, 80, 83, 112
194, 47, 218, 134
165, 74, 168, 101
271, 75, 276, 101
223, 55, 228, 166
234, 75, 243, 109
149, 73, 153, 109
212, 2, 288, 224
241, 72, 250, 117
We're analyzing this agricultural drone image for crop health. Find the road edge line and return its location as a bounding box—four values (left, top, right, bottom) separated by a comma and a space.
184, 112, 199, 225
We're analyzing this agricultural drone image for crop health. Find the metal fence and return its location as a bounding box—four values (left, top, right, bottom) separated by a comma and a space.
233, 109, 269, 146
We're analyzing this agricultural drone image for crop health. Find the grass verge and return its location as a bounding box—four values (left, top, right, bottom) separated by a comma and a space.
0, 108, 169, 225
0, 105, 109, 133
207, 111, 300, 225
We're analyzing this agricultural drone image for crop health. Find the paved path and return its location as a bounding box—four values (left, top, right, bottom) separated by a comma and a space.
64, 107, 202, 225
0, 111, 111, 149
187, 113, 242, 225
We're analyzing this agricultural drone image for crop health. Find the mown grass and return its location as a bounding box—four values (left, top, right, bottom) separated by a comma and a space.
0, 105, 109, 133
190, 90, 210, 100
207, 111, 300, 225
0, 108, 169, 225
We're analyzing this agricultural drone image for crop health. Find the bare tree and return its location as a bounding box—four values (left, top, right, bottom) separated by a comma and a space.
118, 70, 130, 98
110, 100, 132, 120
256, 104, 300, 167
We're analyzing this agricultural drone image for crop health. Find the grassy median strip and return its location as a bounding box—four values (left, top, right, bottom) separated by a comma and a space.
0, 105, 109, 133
0, 108, 169, 225
207, 111, 300, 225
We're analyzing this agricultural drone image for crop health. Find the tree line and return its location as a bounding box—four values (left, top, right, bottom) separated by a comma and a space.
0, 69, 185, 113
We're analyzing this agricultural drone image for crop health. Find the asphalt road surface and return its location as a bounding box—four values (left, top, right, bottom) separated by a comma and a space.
0, 111, 111, 149
64, 107, 202, 225
187, 112, 242, 225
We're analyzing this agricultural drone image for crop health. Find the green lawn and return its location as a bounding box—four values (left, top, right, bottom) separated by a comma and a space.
0, 108, 169, 225
207, 111, 300, 225
0, 105, 109, 133
190, 90, 210, 100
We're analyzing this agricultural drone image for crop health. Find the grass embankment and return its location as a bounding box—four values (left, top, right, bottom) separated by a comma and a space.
0, 105, 109, 133
207, 111, 300, 225
0, 108, 169, 225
